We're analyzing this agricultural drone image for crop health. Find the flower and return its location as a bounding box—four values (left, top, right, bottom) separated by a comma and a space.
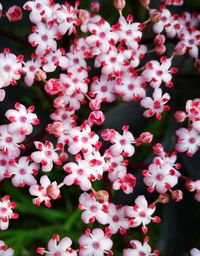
6, 6, 23, 22
31, 141, 61, 172
79, 228, 113, 256
5, 103, 39, 135
123, 240, 152, 256
0, 240, 14, 256
0, 195, 19, 230
190, 248, 200, 256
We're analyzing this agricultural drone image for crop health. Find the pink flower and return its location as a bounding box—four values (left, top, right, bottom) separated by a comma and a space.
107, 203, 129, 234
37, 234, 77, 256
176, 128, 200, 156
79, 228, 113, 256
5, 103, 39, 135
123, 240, 152, 256
0, 195, 19, 230
0, 240, 14, 256
109, 128, 135, 157
143, 162, 180, 193
6, 6, 23, 22
79, 192, 108, 224
113, 173, 136, 194
7, 157, 39, 188
140, 88, 170, 120
125, 195, 159, 233
31, 141, 61, 172
29, 175, 60, 208
28, 23, 58, 55
23, 58, 41, 87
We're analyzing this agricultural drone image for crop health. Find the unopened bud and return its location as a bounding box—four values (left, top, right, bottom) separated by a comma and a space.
157, 193, 170, 204
6, 5, 23, 22
153, 143, 164, 155
94, 190, 109, 204
47, 121, 64, 137
150, 9, 161, 23
47, 183, 60, 200
89, 111, 105, 125
140, 0, 150, 7
154, 34, 166, 46
59, 152, 68, 162
185, 180, 195, 192
53, 97, 65, 109
171, 189, 183, 202
174, 42, 187, 56
35, 69, 47, 81
89, 99, 101, 110
114, 0, 126, 15
174, 111, 186, 122
155, 45, 166, 55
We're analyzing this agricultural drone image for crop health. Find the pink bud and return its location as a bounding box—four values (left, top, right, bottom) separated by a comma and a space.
35, 69, 47, 81
149, 10, 161, 23
89, 111, 105, 125
53, 97, 65, 109
89, 99, 101, 110
153, 143, 164, 155
47, 183, 60, 200
154, 34, 166, 46
94, 190, 109, 204
59, 152, 68, 162
6, 6, 23, 22
47, 121, 64, 137
157, 193, 170, 204
140, 0, 150, 7
36, 247, 45, 255
45, 79, 62, 95
174, 42, 187, 56
101, 128, 116, 141
174, 111, 186, 122
140, 132, 153, 144
171, 189, 183, 202
114, 0, 126, 12
155, 45, 166, 55
90, 1, 100, 12
185, 180, 195, 192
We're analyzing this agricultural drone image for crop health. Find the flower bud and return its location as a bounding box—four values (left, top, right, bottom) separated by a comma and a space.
185, 180, 195, 192
35, 69, 47, 81
174, 111, 186, 122
154, 34, 165, 46
101, 128, 116, 141
174, 42, 187, 56
89, 111, 105, 125
155, 45, 166, 55
45, 79, 62, 95
47, 121, 64, 137
47, 183, 60, 200
149, 9, 161, 23
140, 132, 153, 144
140, 0, 150, 7
90, 1, 100, 12
53, 97, 65, 109
94, 190, 109, 204
153, 143, 164, 155
157, 193, 170, 204
6, 6, 23, 22
89, 99, 101, 110
114, 0, 126, 14
59, 152, 68, 162
171, 189, 183, 202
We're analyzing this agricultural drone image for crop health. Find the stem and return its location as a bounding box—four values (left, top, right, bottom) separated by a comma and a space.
103, 173, 113, 203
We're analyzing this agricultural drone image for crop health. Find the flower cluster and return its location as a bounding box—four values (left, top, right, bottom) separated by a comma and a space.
0, 0, 199, 255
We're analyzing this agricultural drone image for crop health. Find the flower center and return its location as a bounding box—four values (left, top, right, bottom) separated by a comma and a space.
6, 137, 13, 143
93, 241, 100, 249
19, 169, 27, 175
139, 211, 146, 218
112, 215, 119, 222
156, 173, 164, 181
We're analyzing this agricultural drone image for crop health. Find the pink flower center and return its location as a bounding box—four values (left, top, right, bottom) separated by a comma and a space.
81, 137, 88, 143
139, 252, 146, 256
36, 3, 42, 9
112, 215, 119, 222
189, 39, 194, 45
61, 114, 67, 120
101, 85, 107, 92
93, 241, 100, 249
29, 65, 36, 72
139, 211, 146, 218
73, 58, 79, 64
189, 137, 196, 144
156, 70, 163, 76
110, 57, 116, 63
77, 168, 84, 175
42, 35, 48, 41
45, 151, 52, 156
90, 205, 97, 212
4, 65, 11, 72
126, 29, 132, 35
20, 116, 27, 123
0, 160, 7, 166
120, 139, 126, 145
128, 84, 134, 90
6, 137, 13, 143
19, 169, 26, 175
153, 100, 161, 109
54, 252, 61, 256
156, 173, 164, 181
0, 207, 7, 213
99, 32, 106, 39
